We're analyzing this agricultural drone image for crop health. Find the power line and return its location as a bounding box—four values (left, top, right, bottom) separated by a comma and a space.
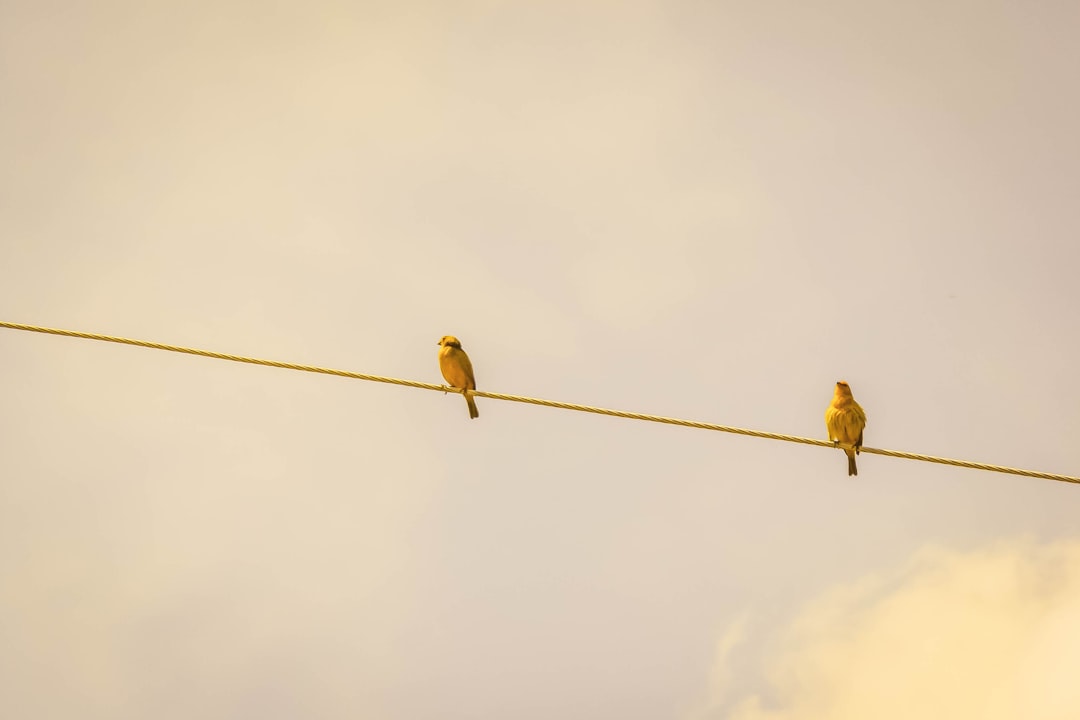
2, 320, 1076, 485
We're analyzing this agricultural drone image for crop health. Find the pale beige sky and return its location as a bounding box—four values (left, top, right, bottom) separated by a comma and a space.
1, 1, 1078, 718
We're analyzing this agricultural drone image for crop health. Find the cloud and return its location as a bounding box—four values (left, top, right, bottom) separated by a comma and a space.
695, 538, 1080, 720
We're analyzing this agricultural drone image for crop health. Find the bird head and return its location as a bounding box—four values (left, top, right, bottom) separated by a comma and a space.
438, 335, 462, 348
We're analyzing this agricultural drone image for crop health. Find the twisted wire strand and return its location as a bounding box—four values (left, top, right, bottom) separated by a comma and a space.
2, 321, 1076, 485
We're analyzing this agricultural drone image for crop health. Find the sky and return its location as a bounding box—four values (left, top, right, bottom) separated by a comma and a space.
1, 1, 1078, 718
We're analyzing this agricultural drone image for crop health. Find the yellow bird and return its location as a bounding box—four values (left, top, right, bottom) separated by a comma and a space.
437, 335, 479, 419
825, 380, 867, 476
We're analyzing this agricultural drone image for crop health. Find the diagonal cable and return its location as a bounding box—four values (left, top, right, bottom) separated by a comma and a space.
2, 320, 1076, 484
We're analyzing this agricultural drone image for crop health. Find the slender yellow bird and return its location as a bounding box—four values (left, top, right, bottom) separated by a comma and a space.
437, 335, 479, 419
825, 380, 867, 476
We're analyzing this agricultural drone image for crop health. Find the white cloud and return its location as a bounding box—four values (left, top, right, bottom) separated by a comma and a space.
696, 538, 1080, 720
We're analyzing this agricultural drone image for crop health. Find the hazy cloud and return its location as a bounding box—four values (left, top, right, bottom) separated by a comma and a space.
696, 538, 1080, 720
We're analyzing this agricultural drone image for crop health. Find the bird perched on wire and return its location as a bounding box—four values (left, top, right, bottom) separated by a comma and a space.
825, 380, 867, 476
437, 335, 479, 419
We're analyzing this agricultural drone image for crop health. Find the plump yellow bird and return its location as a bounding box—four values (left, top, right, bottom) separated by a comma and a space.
825, 380, 867, 476
437, 335, 479, 419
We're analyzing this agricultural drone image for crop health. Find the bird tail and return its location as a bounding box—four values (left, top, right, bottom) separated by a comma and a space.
466, 393, 479, 419
847, 449, 858, 477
